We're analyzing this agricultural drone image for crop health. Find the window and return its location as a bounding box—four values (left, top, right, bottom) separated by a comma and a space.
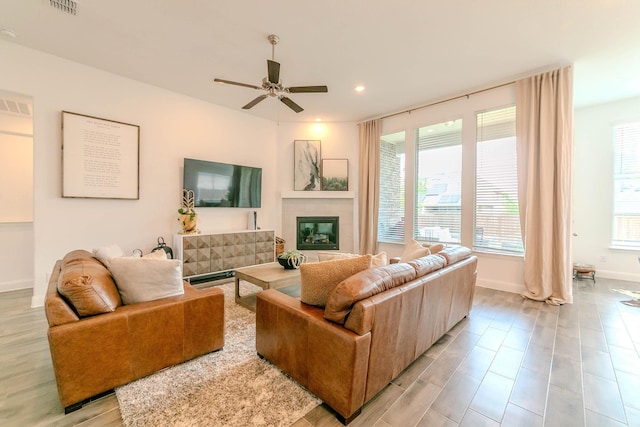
474, 106, 523, 254
415, 120, 462, 244
612, 122, 640, 248
378, 131, 405, 242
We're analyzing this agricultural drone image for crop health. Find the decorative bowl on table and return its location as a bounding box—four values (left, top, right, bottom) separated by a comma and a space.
277, 250, 306, 269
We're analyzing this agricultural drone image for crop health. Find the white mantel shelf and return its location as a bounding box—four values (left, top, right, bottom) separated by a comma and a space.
281, 191, 354, 199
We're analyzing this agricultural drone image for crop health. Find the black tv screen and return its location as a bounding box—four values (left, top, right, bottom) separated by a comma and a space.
183, 158, 262, 208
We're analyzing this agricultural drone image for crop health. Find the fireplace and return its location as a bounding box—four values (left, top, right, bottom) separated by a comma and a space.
297, 216, 339, 250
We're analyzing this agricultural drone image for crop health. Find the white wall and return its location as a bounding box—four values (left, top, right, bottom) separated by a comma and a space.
275, 122, 359, 252
0, 40, 278, 306
573, 96, 640, 281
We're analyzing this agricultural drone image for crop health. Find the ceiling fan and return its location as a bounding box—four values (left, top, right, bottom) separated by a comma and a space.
214, 34, 328, 113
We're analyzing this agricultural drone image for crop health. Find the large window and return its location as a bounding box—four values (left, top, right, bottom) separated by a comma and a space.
612, 121, 640, 248
378, 131, 405, 242
415, 120, 462, 244
474, 106, 523, 254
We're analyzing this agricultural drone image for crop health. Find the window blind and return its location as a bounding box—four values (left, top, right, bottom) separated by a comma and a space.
414, 120, 462, 244
475, 106, 523, 254
612, 122, 640, 248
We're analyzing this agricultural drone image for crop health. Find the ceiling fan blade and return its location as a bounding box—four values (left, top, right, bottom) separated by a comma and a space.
242, 94, 268, 109
267, 60, 280, 84
288, 85, 328, 93
214, 78, 261, 90
279, 96, 304, 113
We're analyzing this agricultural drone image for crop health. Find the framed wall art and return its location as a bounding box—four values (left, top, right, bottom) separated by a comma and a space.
62, 111, 140, 199
294, 140, 321, 191
321, 159, 348, 191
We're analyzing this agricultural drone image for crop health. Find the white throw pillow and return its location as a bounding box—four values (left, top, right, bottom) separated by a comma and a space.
399, 239, 430, 262
92, 244, 125, 266
107, 257, 184, 305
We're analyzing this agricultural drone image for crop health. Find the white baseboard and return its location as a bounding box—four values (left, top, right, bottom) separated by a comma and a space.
476, 278, 526, 294
31, 294, 45, 308
593, 269, 640, 283
0, 279, 33, 293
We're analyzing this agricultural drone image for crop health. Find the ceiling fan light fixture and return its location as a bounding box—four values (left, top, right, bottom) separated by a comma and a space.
213, 34, 328, 113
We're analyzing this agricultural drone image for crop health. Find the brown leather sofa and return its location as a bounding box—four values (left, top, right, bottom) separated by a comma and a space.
45, 250, 225, 413
256, 247, 477, 424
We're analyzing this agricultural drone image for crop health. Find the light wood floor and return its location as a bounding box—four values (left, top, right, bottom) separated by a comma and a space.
1, 276, 639, 426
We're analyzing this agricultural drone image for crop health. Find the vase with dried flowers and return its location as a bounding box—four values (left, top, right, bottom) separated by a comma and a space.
178, 189, 198, 234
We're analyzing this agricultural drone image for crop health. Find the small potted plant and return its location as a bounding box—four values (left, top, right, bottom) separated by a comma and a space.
178, 189, 198, 234
277, 250, 306, 269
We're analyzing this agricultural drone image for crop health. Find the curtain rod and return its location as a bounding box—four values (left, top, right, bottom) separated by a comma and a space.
366, 64, 573, 123
373, 81, 515, 122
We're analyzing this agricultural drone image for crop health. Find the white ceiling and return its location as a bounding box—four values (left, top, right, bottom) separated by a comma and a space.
2, 0, 640, 123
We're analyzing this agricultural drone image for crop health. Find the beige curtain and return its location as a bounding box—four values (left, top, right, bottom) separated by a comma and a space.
358, 119, 381, 254
516, 66, 573, 304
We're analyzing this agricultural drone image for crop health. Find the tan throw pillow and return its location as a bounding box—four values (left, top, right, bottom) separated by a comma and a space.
318, 251, 387, 267
427, 243, 445, 254
108, 257, 184, 305
399, 239, 430, 262
371, 251, 387, 267
300, 254, 372, 307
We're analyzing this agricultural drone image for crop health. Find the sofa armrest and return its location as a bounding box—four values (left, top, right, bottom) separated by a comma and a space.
256, 289, 371, 421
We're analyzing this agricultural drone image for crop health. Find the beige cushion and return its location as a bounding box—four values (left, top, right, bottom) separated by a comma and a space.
108, 257, 184, 305
57, 251, 122, 317
399, 239, 430, 262
317, 251, 387, 267
427, 243, 445, 254
300, 254, 372, 307
92, 244, 125, 266
324, 263, 417, 324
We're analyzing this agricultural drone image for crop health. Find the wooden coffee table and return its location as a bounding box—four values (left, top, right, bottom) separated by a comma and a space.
234, 262, 301, 310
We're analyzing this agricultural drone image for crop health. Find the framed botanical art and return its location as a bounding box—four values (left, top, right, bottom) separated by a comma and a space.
62, 111, 140, 199
294, 140, 321, 191
321, 159, 348, 191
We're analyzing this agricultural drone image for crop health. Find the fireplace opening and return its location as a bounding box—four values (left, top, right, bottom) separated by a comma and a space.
297, 216, 339, 250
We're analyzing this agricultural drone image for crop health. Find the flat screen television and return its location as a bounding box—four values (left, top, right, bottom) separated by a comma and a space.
183, 158, 262, 208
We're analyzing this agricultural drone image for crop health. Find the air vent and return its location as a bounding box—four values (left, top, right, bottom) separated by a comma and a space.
0, 99, 32, 117
49, 0, 78, 15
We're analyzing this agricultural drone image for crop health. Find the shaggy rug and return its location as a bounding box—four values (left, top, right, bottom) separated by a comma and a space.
115, 282, 321, 427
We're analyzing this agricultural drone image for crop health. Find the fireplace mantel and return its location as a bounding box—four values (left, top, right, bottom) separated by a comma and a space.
281, 191, 354, 199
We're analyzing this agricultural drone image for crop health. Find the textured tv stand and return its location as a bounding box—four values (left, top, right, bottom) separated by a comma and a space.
173, 230, 275, 280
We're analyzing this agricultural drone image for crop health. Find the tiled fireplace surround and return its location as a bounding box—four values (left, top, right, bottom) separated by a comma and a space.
281, 194, 356, 259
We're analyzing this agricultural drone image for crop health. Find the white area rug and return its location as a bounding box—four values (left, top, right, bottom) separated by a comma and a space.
116, 282, 320, 426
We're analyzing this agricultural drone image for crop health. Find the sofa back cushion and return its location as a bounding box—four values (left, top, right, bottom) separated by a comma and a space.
324, 263, 417, 324
438, 246, 472, 265
407, 254, 447, 277
300, 254, 372, 307
57, 250, 122, 317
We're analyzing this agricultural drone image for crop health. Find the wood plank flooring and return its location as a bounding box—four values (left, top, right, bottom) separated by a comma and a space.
1, 276, 639, 426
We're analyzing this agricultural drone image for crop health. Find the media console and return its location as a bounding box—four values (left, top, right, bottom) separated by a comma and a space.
173, 230, 275, 281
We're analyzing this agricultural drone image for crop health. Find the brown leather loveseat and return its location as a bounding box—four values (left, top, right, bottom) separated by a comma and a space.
256, 246, 477, 424
45, 249, 225, 413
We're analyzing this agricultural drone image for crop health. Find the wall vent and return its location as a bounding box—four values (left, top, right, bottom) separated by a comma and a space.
49, 0, 78, 15
0, 99, 32, 117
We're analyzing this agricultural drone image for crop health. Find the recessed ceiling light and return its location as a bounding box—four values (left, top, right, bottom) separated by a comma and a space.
315, 117, 322, 122
0, 28, 17, 38
355, 85, 365, 93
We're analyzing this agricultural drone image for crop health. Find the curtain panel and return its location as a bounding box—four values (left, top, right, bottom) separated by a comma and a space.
516, 66, 574, 304
358, 119, 381, 255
